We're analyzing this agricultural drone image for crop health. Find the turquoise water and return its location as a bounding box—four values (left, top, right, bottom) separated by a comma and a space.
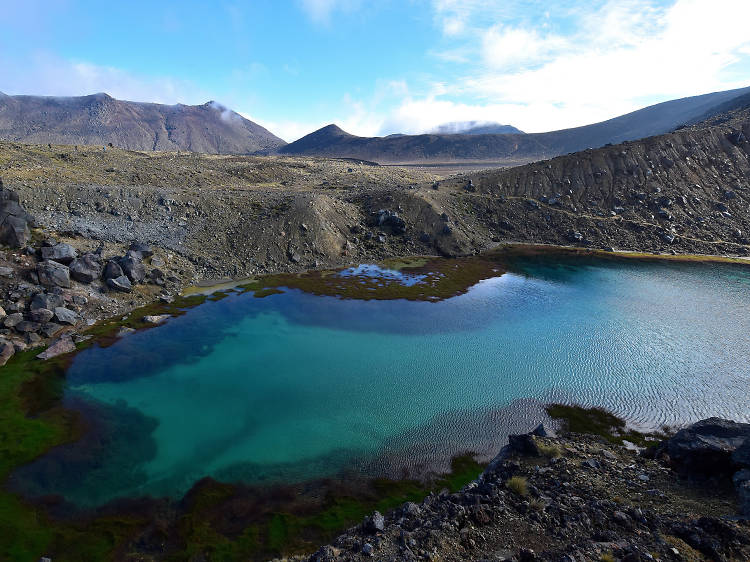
12, 258, 750, 506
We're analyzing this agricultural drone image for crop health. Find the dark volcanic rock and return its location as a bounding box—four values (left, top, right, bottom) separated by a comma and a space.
659, 417, 750, 478
30, 308, 54, 323
103, 260, 124, 281
41, 242, 77, 264
69, 253, 102, 283
119, 255, 146, 283
733, 441, 750, 468
37, 260, 71, 288
30, 292, 64, 311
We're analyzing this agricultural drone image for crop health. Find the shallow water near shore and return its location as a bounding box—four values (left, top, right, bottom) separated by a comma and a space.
13, 257, 750, 506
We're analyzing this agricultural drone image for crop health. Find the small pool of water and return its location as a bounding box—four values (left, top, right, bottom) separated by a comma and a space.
337, 264, 428, 286
12, 257, 750, 506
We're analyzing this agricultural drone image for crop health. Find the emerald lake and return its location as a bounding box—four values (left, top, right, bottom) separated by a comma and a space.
12, 257, 750, 506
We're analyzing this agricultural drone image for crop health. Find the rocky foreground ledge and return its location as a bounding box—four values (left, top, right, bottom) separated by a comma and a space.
291, 416, 750, 562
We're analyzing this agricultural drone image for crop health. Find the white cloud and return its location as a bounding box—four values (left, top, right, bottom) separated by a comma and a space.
396, 0, 750, 133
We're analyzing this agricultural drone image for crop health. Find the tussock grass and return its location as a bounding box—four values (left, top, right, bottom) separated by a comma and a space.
506, 476, 528, 496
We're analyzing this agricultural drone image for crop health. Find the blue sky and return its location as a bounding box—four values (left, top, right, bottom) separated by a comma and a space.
2, 0, 750, 141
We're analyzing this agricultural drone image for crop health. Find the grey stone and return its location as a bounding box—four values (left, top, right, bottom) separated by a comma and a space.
41, 242, 77, 264
30, 308, 54, 323
37, 260, 71, 288
532, 423, 556, 438
40, 323, 65, 338
14, 320, 40, 333
107, 275, 133, 293
4, 312, 23, 328
0, 266, 14, 277
150, 255, 166, 268
69, 253, 102, 283
30, 293, 64, 311
365, 511, 385, 534
659, 417, 750, 477
54, 307, 78, 325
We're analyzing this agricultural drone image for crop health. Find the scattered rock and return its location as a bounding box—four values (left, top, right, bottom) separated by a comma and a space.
69, 253, 102, 283
119, 255, 146, 283
103, 260, 124, 281
37, 260, 71, 288
107, 275, 133, 293
41, 242, 77, 264
53, 307, 78, 325
143, 314, 169, 324
36, 334, 75, 360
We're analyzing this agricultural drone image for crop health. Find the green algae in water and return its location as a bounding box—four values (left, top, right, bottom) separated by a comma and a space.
12, 258, 750, 509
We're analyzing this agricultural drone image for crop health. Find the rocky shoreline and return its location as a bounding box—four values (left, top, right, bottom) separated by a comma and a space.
294, 415, 750, 562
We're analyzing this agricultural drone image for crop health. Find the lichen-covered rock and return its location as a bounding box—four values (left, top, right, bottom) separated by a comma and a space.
0, 338, 15, 366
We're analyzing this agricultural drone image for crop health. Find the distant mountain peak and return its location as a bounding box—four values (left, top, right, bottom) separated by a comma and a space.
430, 121, 525, 135
0, 92, 286, 154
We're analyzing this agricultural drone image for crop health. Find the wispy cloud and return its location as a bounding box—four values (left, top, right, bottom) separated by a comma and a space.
298, 0, 360, 25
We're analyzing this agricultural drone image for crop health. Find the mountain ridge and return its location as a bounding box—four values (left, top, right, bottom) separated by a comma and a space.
280, 85, 750, 163
0, 92, 286, 154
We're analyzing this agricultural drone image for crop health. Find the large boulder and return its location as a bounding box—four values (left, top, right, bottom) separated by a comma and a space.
103, 260, 124, 281
0, 181, 31, 248
119, 255, 146, 283
37, 261, 71, 288
41, 243, 77, 265
69, 253, 102, 283
658, 417, 750, 478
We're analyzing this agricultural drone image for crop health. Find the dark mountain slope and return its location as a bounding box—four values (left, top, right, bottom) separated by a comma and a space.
0, 92, 286, 154
281, 86, 750, 164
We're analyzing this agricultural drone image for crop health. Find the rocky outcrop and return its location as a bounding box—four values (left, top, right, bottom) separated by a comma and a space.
0, 179, 31, 248
656, 417, 750, 518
